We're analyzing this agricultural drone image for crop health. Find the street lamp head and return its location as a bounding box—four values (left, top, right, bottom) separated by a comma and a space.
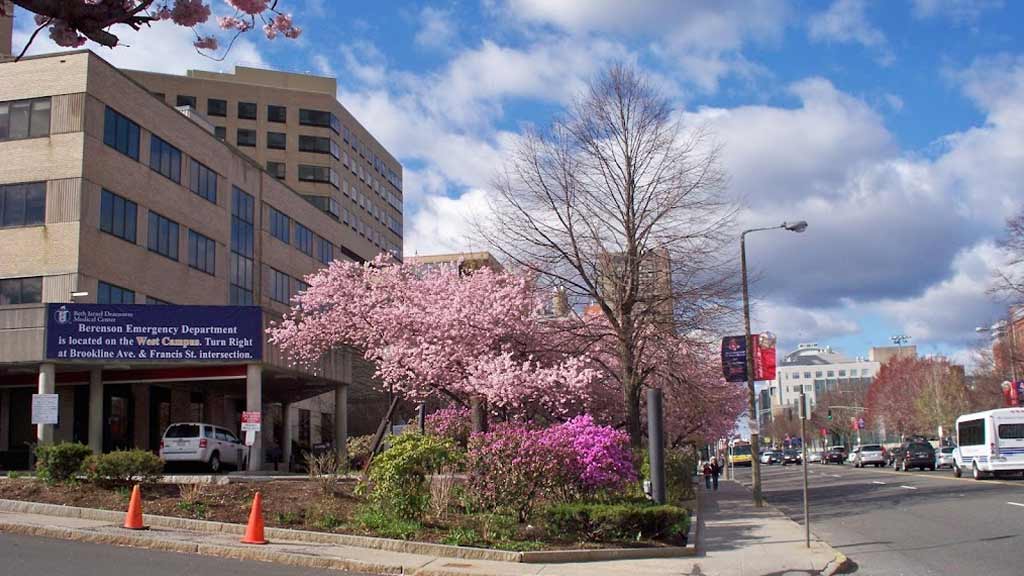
783, 220, 808, 233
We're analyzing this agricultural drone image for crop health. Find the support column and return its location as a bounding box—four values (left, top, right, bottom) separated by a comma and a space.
36, 363, 56, 445
281, 402, 292, 472
133, 383, 150, 451
88, 368, 103, 454
334, 384, 348, 469
246, 364, 262, 472
0, 389, 10, 451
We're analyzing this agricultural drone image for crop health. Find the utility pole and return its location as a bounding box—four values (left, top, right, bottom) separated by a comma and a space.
800, 391, 810, 548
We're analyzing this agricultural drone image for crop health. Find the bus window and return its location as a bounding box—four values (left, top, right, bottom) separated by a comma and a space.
958, 419, 984, 446
998, 423, 1024, 440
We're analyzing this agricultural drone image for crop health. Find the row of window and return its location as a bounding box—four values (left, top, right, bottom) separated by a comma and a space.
0, 182, 46, 228
342, 206, 401, 257
0, 97, 51, 142
101, 189, 216, 276
343, 180, 401, 239
269, 267, 310, 304
342, 123, 402, 193
0, 275, 173, 306
786, 368, 872, 380
268, 205, 340, 265
344, 150, 402, 213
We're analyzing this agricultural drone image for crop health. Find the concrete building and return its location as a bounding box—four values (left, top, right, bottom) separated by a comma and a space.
405, 251, 504, 274
868, 345, 918, 366
766, 343, 880, 421
0, 49, 401, 471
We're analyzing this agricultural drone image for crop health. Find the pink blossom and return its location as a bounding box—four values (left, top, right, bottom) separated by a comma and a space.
218, 16, 252, 32
48, 20, 87, 48
227, 0, 269, 15
156, 7, 172, 20
193, 35, 218, 50
169, 0, 211, 27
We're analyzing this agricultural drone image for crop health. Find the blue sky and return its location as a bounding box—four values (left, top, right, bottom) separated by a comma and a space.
13, 0, 1024, 365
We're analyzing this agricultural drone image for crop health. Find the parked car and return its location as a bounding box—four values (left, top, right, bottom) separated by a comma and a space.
782, 449, 803, 465
807, 450, 823, 463
936, 445, 956, 469
760, 450, 781, 465
825, 446, 848, 464
159, 422, 246, 472
895, 441, 936, 471
854, 444, 887, 468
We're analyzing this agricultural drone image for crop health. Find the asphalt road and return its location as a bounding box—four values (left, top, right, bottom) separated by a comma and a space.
0, 532, 370, 576
732, 460, 1024, 575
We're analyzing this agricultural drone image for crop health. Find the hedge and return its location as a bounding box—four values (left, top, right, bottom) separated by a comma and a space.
35, 442, 93, 484
542, 501, 689, 545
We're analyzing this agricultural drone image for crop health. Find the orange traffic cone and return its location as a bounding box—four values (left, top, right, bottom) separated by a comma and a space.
240, 492, 268, 544
123, 485, 148, 530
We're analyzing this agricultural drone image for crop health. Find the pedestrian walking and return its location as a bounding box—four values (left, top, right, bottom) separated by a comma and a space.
711, 458, 720, 490
702, 460, 713, 490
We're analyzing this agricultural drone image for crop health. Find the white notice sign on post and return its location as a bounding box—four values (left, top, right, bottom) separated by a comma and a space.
32, 394, 59, 425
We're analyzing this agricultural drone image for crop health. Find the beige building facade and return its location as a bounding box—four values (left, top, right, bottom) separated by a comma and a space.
0, 50, 399, 471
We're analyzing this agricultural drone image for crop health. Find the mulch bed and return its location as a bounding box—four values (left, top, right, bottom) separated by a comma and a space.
0, 478, 686, 551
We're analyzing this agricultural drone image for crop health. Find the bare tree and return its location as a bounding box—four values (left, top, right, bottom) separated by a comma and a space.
994, 209, 1024, 302
483, 64, 737, 449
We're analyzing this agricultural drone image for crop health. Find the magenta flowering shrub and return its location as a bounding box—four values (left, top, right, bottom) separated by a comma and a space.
543, 415, 636, 493
466, 415, 636, 521
424, 406, 472, 446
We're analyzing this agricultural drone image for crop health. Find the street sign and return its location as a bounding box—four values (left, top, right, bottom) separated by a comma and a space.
721, 336, 748, 382
241, 411, 261, 432
31, 394, 59, 425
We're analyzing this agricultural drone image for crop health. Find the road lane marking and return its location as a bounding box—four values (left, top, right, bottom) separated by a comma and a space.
1007, 502, 1024, 507
900, 485, 917, 490
872, 481, 886, 485
830, 474, 842, 478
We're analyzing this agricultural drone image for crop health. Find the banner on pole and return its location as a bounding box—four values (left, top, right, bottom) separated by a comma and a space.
753, 332, 777, 381
721, 335, 748, 383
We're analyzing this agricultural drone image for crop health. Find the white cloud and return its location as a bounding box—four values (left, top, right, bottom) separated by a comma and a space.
404, 189, 492, 256
808, 0, 893, 64
911, 0, 1003, 22
11, 12, 266, 74
754, 302, 862, 345
414, 7, 457, 50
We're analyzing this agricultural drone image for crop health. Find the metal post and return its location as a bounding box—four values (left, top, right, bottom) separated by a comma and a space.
647, 388, 666, 504
417, 403, 426, 434
741, 233, 763, 507
800, 392, 810, 548
1009, 315, 1019, 383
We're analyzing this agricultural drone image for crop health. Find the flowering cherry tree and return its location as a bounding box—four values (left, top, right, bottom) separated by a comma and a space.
5, 0, 299, 60
268, 255, 596, 419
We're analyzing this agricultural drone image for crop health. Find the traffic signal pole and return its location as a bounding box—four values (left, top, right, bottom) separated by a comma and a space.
800, 392, 810, 548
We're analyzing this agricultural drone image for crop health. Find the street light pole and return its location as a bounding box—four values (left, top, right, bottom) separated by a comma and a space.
741, 220, 807, 508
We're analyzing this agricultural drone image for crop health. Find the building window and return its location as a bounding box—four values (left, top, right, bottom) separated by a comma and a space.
827, 370, 835, 377
862, 369, 870, 376
102, 106, 140, 160
147, 211, 180, 260
0, 182, 46, 228
188, 158, 218, 203
803, 371, 811, 379
293, 279, 309, 298
317, 236, 333, 265
267, 131, 286, 150
0, 97, 51, 142
299, 135, 339, 159
230, 187, 255, 305
237, 128, 256, 147
298, 409, 311, 447
149, 135, 182, 183
303, 194, 340, 218
238, 101, 257, 120
98, 281, 135, 304
269, 207, 290, 244
266, 161, 286, 180
299, 108, 340, 134
815, 371, 823, 378
294, 222, 313, 256
175, 95, 197, 108
188, 230, 216, 275
267, 105, 286, 123
838, 370, 846, 377
214, 126, 226, 141
270, 268, 290, 303
298, 164, 339, 188
146, 296, 172, 305
320, 413, 333, 444
99, 189, 137, 243
0, 276, 42, 305
207, 98, 227, 117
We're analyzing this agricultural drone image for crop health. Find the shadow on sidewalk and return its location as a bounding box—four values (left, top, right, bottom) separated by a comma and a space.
698, 480, 804, 554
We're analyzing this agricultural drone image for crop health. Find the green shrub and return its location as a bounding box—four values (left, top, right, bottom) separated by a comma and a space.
542, 502, 689, 544
84, 449, 164, 485
35, 442, 92, 484
347, 434, 375, 470
353, 506, 421, 540
441, 526, 480, 547
366, 433, 460, 520
642, 448, 697, 505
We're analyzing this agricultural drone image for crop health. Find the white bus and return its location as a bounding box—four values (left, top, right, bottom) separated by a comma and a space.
953, 408, 1024, 479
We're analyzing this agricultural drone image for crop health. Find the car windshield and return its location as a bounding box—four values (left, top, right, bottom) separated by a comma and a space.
862, 445, 883, 451
165, 424, 200, 438
908, 443, 933, 451
785, 450, 798, 456
732, 445, 751, 456
941, 447, 955, 454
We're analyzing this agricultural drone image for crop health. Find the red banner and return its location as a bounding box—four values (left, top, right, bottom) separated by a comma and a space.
752, 332, 777, 381
1003, 381, 1022, 407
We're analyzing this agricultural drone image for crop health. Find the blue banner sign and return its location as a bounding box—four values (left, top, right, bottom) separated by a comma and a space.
46, 304, 262, 361
721, 335, 748, 383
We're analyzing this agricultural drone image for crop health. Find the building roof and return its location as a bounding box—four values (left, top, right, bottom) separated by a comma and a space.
779, 343, 855, 366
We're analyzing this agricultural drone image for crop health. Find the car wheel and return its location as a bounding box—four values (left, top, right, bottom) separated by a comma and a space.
973, 463, 983, 480
209, 452, 222, 473
953, 464, 962, 478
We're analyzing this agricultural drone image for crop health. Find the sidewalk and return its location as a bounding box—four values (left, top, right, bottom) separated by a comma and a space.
0, 481, 844, 576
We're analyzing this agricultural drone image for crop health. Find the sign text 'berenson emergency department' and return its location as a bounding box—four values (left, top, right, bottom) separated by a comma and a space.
45, 304, 262, 361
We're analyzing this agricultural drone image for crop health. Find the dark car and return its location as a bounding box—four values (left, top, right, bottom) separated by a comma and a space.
782, 449, 803, 465
825, 446, 848, 464
895, 441, 936, 471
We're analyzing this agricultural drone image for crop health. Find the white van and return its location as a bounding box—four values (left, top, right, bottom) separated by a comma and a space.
953, 408, 1024, 479
159, 422, 246, 472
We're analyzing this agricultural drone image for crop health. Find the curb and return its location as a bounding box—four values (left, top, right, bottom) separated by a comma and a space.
821, 551, 851, 576
0, 498, 696, 563
0, 521, 407, 575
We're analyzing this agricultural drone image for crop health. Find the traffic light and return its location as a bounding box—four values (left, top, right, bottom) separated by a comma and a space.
827, 409, 832, 421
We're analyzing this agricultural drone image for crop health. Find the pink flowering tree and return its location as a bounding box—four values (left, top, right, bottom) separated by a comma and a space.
268, 255, 596, 421
6, 0, 300, 60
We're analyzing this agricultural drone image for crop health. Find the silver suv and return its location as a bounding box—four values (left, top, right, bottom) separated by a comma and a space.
159, 423, 246, 472
854, 444, 887, 467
